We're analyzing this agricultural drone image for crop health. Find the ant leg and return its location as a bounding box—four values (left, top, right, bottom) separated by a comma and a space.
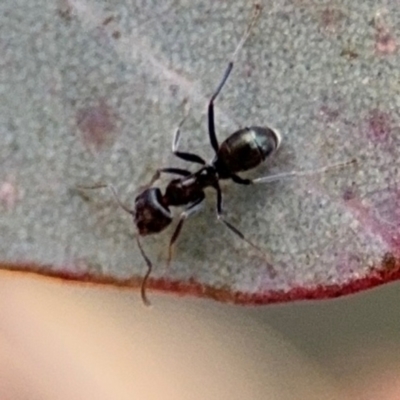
252, 159, 357, 184
76, 183, 134, 215
158, 168, 192, 177
166, 196, 205, 267
135, 235, 153, 307
213, 181, 262, 252
78, 183, 158, 306
208, 4, 262, 154
77, 184, 155, 306
229, 159, 357, 185
172, 125, 206, 165
78, 184, 154, 304
213, 181, 275, 274
138, 167, 192, 192
231, 174, 252, 185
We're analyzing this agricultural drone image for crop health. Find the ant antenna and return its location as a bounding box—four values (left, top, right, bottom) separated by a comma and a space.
208, 3, 262, 153
165, 198, 204, 268
232, 3, 262, 60
218, 215, 276, 276
75, 183, 135, 214
253, 159, 357, 184
172, 102, 192, 155
211, 3, 262, 101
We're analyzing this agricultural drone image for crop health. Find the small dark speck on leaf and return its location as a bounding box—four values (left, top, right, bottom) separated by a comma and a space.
340, 48, 359, 60
366, 109, 392, 143
319, 7, 345, 33
342, 184, 357, 201
375, 32, 397, 55
112, 31, 121, 39
103, 16, 114, 26
319, 105, 340, 123
382, 252, 398, 273
76, 100, 118, 151
243, 62, 255, 77
70, 187, 92, 203
57, 0, 73, 22
373, 13, 397, 55
169, 84, 179, 97
376, 33, 397, 54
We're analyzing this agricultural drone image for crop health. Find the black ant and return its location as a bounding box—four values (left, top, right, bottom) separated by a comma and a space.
78, 4, 355, 305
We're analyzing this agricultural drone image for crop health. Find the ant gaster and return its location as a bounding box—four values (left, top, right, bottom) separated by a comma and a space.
78, 4, 354, 305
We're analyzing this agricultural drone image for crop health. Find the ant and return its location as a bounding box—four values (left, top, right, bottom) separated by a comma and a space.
78, 4, 355, 305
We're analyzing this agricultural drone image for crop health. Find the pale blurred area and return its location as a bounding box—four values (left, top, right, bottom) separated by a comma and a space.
1, 273, 400, 399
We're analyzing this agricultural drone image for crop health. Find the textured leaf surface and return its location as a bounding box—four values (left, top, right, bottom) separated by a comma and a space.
1, 0, 400, 304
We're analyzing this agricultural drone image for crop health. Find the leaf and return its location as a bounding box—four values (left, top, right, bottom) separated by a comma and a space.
1, 0, 400, 304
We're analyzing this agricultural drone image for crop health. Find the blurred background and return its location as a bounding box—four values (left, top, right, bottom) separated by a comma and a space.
2, 0, 400, 398
1, 273, 400, 399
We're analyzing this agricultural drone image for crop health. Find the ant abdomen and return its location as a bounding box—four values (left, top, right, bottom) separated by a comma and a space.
214, 126, 281, 177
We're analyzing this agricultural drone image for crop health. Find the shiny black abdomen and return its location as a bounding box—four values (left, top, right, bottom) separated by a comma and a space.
214, 126, 279, 178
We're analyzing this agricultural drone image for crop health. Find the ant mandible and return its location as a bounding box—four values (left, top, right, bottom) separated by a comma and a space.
78, 4, 354, 305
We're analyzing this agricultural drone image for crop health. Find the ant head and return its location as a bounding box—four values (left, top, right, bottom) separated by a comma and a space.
134, 188, 172, 236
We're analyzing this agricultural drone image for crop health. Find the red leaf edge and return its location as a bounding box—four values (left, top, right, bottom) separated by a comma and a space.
1, 252, 399, 305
